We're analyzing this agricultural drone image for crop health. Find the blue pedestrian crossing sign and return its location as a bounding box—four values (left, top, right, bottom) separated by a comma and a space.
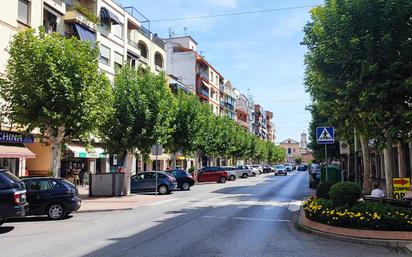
316, 127, 335, 144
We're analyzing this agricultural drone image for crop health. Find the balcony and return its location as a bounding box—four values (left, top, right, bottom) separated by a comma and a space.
64, 9, 97, 31
236, 119, 249, 129
197, 70, 209, 81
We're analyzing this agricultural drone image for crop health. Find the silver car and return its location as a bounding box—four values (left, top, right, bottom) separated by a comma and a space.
221, 166, 239, 181
231, 165, 254, 178
250, 165, 263, 175
274, 165, 287, 176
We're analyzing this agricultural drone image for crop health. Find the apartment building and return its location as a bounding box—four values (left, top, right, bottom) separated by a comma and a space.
165, 36, 223, 115
234, 93, 250, 130
265, 111, 275, 143
219, 80, 236, 120
0, 0, 169, 177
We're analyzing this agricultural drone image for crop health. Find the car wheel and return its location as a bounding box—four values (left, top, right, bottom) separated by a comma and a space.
47, 203, 65, 220
242, 173, 248, 178
275, 173, 278, 176
158, 185, 169, 195
0, 219, 4, 226
219, 176, 227, 183
229, 175, 236, 181
252, 172, 256, 176
181, 182, 191, 191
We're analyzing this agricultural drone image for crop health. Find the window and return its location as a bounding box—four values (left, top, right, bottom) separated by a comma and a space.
288, 148, 292, 154
100, 45, 110, 65
28, 180, 52, 191
114, 51, 124, 68
154, 52, 163, 68
100, 7, 111, 31
112, 23, 123, 39
138, 41, 148, 59
18, 0, 29, 25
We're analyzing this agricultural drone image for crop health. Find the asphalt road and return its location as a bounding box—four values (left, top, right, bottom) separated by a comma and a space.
0, 171, 409, 257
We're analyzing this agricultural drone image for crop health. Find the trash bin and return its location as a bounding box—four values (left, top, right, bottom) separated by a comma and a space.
320, 165, 342, 185
89, 173, 125, 196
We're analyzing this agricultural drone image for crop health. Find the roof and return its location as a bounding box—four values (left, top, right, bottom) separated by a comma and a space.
279, 138, 299, 145
166, 35, 199, 45
196, 55, 224, 80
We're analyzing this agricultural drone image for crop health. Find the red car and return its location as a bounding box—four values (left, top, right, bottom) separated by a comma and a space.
197, 167, 228, 183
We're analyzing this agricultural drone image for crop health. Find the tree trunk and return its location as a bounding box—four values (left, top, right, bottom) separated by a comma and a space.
49, 126, 65, 178
360, 135, 372, 193
383, 130, 394, 198
171, 152, 177, 169
122, 149, 134, 196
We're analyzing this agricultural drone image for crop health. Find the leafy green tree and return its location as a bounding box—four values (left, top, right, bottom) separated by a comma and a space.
102, 66, 174, 194
0, 28, 112, 177
304, 0, 412, 196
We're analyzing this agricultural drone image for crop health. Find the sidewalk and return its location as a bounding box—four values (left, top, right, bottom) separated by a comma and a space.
76, 186, 175, 213
297, 207, 412, 250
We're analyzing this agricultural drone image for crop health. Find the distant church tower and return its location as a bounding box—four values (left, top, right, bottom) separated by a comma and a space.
300, 131, 308, 150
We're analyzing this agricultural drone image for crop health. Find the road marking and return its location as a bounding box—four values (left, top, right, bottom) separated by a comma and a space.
202, 215, 290, 223
145, 198, 176, 206
288, 200, 303, 212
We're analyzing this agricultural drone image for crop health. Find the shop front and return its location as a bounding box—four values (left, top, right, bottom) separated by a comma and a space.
0, 130, 36, 176
60, 144, 109, 185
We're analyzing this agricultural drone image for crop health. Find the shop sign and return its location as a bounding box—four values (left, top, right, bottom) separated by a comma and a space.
0, 130, 34, 143
393, 178, 411, 199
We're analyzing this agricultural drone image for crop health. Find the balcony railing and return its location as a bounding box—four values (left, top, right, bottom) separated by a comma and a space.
64, 9, 97, 31
197, 70, 209, 81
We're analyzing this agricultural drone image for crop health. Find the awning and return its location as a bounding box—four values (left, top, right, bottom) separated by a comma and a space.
149, 154, 170, 161
100, 7, 121, 25
65, 144, 106, 159
0, 145, 35, 159
74, 24, 96, 43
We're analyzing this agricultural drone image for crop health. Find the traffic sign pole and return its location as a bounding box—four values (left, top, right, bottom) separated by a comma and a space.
325, 144, 328, 181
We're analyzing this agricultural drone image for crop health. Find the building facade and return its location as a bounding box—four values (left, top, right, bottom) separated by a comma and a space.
234, 93, 250, 130
219, 80, 236, 120
279, 138, 301, 163
0, 0, 168, 177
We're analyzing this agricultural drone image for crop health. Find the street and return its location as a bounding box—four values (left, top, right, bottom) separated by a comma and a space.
1, 171, 408, 257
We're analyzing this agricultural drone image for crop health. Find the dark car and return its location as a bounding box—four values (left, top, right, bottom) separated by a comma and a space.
166, 169, 195, 190
262, 165, 272, 173
22, 177, 81, 220
297, 165, 308, 172
309, 171, 321, 189
0, 169, 28, 226
131, 171, 177, 195
197, 167, 228, 183
309, 163, 320, 174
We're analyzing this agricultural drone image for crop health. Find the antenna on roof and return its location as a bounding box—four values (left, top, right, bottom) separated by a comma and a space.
184, 27, 188, 36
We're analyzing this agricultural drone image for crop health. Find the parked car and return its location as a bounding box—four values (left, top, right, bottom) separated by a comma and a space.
262, 165, 273, 173
297, 164, 308, 172
21, 177, 81, 220
250, 165, 263, 174
221, 166, 239, 181
166, 169, 195, 190
309, 163, 321, 175
274, 165, 287, 176
284, 163, 292, 172
235, 166, 254, 178
309, 170, 321, 189
131, 171, 177, 195
197, 167, 228, 183
0, 169, 28, 226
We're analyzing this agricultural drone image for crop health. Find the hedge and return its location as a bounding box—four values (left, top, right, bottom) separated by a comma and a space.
304, 197, 412, 231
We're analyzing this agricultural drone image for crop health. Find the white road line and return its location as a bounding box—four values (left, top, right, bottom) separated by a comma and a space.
202, 215, 290, 223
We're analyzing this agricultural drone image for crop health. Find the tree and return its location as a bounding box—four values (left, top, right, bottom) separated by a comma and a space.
102, 66, 174, 195
166, 91, 205, 168
0, 28, 112, 177
304, 0, 412, 196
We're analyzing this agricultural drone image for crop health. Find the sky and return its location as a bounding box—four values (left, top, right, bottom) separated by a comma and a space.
118, 0, 323, 143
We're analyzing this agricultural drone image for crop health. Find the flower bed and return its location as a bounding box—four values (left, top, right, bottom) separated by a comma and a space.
304, 197, 412, 231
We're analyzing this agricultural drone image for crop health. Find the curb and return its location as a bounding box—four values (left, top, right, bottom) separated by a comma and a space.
77, 208, 133, 213
296, 207, 412, 251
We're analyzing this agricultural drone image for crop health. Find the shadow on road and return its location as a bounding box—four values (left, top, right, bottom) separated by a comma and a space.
0, 226, 14, 234
7, 215, 73, 223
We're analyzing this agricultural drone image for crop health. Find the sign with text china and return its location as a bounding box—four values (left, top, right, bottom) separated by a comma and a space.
0, 130, 34, 143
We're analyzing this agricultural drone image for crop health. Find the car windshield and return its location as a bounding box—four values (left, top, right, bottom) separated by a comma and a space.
1, 170, 21, 182
312, 164, 320, 169
275, 165, 285, 169
284, 164, 291, 166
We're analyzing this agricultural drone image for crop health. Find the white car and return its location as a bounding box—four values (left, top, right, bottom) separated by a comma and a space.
249, 165, 263, 175
221, 166, 239, 181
